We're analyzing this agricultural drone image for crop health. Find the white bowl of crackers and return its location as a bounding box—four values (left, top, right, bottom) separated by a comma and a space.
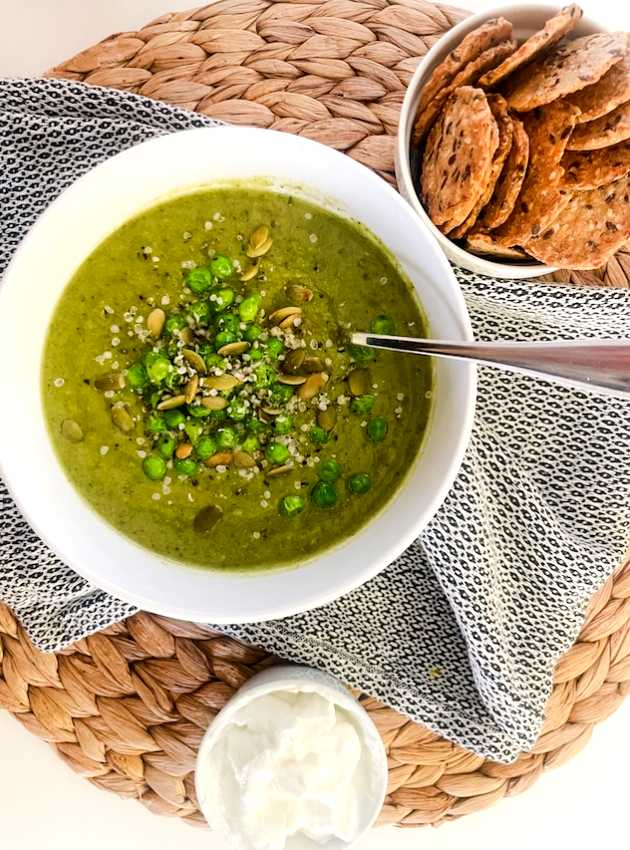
396, 3, 630, 278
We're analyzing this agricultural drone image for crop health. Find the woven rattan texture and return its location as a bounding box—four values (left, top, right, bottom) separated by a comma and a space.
0, 0, 626, 831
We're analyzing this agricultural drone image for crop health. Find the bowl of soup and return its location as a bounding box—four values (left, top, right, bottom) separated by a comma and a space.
0, 127, 475, 623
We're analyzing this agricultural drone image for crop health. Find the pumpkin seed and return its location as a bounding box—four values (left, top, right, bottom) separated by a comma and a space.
261, 407, 283, 416
202, 374, 241, 391
297, 372, 328, 401
182, 349, 206, 374
278, 374, 307, 386
269, 306, 302, 325
267, 463, 293, 477
184, 374, 199, 404
286, 284, 313, 303
279, 314, 301, 330
234, 450, 256, 469
205, 451, 233, 467
193, 504, 223, 534
61, 418, 84, 443
317, 407, 337, 432
111, 404, 134, 432
240, 264, 258, 282
94, 371, 125, 392
157, 394, 187, 411
284, 349, 306, 373
303, 356, 323, 373
201, 396, 228, 411
147, 308, 166, 338
179, 327, 194, 345
175, 442, 193, 460
246, 237, 273, 259
217, 341, 249, 356
347, 368, 369, 396
250, 225, 269, 250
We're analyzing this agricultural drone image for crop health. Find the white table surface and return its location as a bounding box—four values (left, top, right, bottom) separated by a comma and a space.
1, 1, 629, 849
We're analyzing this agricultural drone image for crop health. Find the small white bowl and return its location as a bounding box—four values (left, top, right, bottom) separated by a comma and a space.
0, 126, 475, 623
396, 3, 607, 279
195, 665, 388, 848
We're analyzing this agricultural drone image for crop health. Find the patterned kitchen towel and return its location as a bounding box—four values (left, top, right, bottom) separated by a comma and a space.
2, 77, 630, 762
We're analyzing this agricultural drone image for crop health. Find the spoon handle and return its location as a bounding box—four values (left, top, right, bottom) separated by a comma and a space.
351, 333, 630, 399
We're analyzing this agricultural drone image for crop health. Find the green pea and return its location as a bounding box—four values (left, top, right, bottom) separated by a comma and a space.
144, 352, 171, 383
265, 338, 284, 359
239, 293, 262, 323
350, 394, 375, 415
207, 409, 227, 424
184, 420, 203, 444
126, 362, 148, 390
241, 435, 260, 454
347, 342, 376, 364
369, 314, 396, 335
246, 417, 270, 436
174, 457, 199, 476
274, 414, 293, 435
143, 455, 167, 481
165, 314, 187, 336
213, 288, 234, 311
163, 408, 185, 428
210, 254, 233, 279
189, 300, 211, 326
269, 384, 294, 406
367, 416, 388, 442
163, 368, 181, 391
244, 323, 262, 343
249, 346, 263, 362
186, 267, 212, 295
227, 398, 249, 421
217, 313, 241, 335
347, 472, 372, 494
156, 434, 176, 459
187, 404, 213, 419
196, 435, 217, 460
279, 494, 305, 518
318, 458, 341, 483
266, 441, 289, 465
214, 330, 236, 351
216, 427, 237, 449
147, 414, 166, 434
311, 480, 337, 509
254, 364, 277, 388
309, 425, 329, 446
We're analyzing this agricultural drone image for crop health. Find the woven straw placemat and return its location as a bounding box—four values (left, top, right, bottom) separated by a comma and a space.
1, 0, 629, 830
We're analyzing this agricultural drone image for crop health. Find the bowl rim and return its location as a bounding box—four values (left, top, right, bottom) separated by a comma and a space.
395, 2, 609, 280
0, 125, 477, 623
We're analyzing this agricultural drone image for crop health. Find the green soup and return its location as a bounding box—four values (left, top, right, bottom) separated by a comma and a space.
42, 189, 432, 570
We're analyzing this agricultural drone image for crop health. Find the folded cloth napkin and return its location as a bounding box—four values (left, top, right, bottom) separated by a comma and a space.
2, 77, 630, 762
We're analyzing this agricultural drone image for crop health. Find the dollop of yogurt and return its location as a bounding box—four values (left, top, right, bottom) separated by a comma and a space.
198, 689, 371, 850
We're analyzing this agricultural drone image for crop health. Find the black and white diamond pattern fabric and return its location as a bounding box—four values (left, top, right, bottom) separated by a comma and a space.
2, 78, 629, 762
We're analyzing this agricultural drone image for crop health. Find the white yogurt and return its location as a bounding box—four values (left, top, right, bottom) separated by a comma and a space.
197, 688, 378, 850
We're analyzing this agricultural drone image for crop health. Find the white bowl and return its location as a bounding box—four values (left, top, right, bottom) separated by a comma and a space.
195, 665, 388, 847
396, 3, 607, 279
0, 126, 475, 623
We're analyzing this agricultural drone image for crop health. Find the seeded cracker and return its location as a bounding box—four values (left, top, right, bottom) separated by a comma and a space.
505, 32, 629, 112
526, 173, 630, 269
413, 40, 517, 144
565, 47, 630, 124
493, 100, 580, 246
478, 4, 583, 89
562, 140, 630, 190
480, 116, 529, 230
567, 100, 630, 151
413, 17, 513, 135
421, 87, 499, 231
465, 232, 530, 260
451, 95, 513, 238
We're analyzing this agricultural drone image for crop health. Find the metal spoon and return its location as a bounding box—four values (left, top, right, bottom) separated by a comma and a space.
350, 333, 630, 399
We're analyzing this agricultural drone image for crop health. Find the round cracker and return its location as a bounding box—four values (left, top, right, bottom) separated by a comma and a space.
465, 231, 530, 260
565, 47, 630, 124
478, 4, 583, 89
413, 39, 517, 144
566, 100, 630, 151
562, 141, 630, 190
420, 87, 499, 231
450, 94, 514, 238
414, 17, 513, 126
480, 115, 529, 230
505, 32, 629, 112
526, 174, 630, 269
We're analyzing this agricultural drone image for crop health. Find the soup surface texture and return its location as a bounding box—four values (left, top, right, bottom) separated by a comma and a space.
42, 189, 432, 570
